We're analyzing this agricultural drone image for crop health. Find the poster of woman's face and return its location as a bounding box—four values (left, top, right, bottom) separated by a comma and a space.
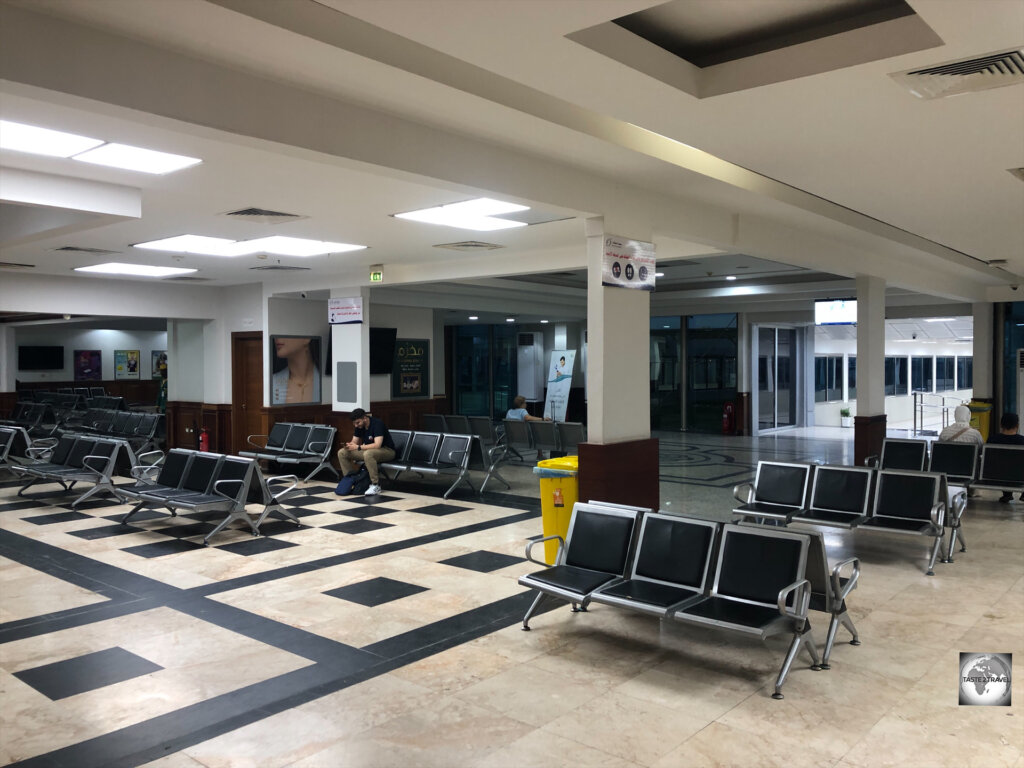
270, 335, 322, 405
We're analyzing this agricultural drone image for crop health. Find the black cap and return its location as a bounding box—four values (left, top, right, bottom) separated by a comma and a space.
350, 408, 367, 421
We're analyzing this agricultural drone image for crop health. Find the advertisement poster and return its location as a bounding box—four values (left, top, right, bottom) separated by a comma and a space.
114, 350, 140, 380
152, 350, 167, 379
392, 339, 429, 399
543, 349, 576, 422
73, 349, 102, 381
328, 297, 363, 324
602, 235, 656, 290
270, 336, 323, 405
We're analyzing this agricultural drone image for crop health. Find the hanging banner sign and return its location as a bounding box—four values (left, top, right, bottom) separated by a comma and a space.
328, 297, 363, 324
543, 349, 576, 422
602, 235, 656, 290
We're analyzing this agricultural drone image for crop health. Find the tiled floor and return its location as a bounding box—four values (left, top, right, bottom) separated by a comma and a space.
1, 430, 1021, 767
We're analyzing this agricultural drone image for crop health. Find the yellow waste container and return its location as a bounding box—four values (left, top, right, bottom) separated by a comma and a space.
533, 456, 579, 565
968, 401, 993, 442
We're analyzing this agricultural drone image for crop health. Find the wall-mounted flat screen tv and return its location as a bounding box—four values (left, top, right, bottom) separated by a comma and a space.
18, 345, 64, 370
369, 327, 398, 374
815, 299, 857, 325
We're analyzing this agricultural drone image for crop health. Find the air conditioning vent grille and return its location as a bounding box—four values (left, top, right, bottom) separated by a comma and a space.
0, 261, 35, 270
54, 246, 121, 254
222, 207, 306, 224
891, 49, 1024, 99
433, 241, 504, 252
249, 264, 311, 271
165, 276, 212, 282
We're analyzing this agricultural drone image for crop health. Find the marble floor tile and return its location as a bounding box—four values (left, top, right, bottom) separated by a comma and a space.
650, 721, 839, 768
476, 728, 640, 768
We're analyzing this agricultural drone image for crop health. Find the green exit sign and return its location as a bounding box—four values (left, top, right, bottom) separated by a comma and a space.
369, 270, 383, 283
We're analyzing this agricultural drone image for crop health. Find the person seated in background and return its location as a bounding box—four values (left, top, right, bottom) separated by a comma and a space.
988, 412, 1024, 503
938, 405, 984, 446
506, 395, 550, 423
337, 408, 395, 496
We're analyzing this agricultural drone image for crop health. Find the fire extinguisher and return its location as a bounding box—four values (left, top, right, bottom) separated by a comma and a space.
722, 402, 735, 435
199, 427, 210, 452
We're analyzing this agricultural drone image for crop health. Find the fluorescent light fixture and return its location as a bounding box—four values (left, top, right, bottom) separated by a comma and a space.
663, 325, 670, 328
134, 234, 365, 257
468, 316, 479, 321
233, 236, 365, 257
924, 317, 956, 323
505, 317, 515, 322
395, 197, 529, 231
540, 319, 549, 324
655, 272, 665, 277
892, 339, 916, 342
134, 235, 241, 256
75, 262, 197, 278
0, 120, 104, 157
726, 275, 737, 281
73, 142, 201, 174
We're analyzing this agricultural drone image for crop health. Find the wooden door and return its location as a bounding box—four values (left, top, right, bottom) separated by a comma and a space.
232, 332, 264, 453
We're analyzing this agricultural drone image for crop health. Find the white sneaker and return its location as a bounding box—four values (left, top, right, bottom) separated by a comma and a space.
364, 484, 381, 496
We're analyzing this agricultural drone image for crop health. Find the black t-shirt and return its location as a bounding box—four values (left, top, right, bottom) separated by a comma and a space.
988, 432, 1024, 445
354, 416, 395, 451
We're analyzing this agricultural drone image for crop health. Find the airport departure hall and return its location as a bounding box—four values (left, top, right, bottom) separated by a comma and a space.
1, 0, 1023, 766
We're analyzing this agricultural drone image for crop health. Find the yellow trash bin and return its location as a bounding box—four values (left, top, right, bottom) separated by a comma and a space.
968, 401, 993, 442
533, 456, 580, 565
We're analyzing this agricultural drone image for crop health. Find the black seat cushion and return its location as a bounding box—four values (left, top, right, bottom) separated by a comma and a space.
597, 580, 700, 608
677, 596, 781, 630
734, 501, 798, 517
861, 517, 934, 533
794, 509, 865, 526
523, 565, 618, 595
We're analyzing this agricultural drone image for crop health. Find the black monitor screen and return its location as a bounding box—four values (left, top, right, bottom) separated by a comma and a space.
369, 327, 398, 374
18, 345, 64, 371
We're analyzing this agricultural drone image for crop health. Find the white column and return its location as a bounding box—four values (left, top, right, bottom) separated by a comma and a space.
0, 325, 15, 392
585, 217, 651, 444
331, 287, 371, 411
972, 302, 993, 399
856, 275, 886, 416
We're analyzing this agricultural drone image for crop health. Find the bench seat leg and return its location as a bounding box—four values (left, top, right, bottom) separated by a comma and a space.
773, 625, 821, 699
840, 613, 860, 645
443, 471, 474, 500
480, 466, 511, 493
522, 590, 552, 631
303, 461, 339, 483
71, 481, 116, 508
927, 534, 942, 576
822, 610, 860, 669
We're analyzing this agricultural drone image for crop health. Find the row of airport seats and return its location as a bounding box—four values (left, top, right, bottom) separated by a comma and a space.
63, 408, 165, 454
0, 426, 33, 474
120, 448, 303, 545
9, 432, 138, 508
240, 423, 338, 482
518, 501, 860, 699
382, 430, 508, 498
419, 414, 588, 461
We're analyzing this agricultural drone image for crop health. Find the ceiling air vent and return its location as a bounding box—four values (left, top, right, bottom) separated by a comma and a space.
0, 261, 35, 270
249, 264, 311, 271
164, 276, 212, 282
890, 49, 1024, 99
54, 246, 121, 254
222, 207, 306, 224
433, 241, 505, 252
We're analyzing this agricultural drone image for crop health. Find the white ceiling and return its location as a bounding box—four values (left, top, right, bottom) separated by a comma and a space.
0, 0, 1021, 325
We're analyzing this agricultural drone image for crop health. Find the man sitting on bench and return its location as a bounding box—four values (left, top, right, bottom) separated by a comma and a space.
337, 408, 395, 497
989, 412, 1024, 503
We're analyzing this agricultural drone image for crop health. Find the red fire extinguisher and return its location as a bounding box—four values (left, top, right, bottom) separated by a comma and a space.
722, 402, 735, 435
199, 427, 210, 452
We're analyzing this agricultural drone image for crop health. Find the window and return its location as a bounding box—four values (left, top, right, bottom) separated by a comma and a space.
936, 356, 955, 392
848, 357, 856, 400
957, 357, 973, 390
814, 356, 842, 402
911, 357, 933, 392
885, 356, 908, 396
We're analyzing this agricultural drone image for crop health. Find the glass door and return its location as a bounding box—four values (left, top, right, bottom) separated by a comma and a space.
454, 324, 518, 418
756, 326, 799, 431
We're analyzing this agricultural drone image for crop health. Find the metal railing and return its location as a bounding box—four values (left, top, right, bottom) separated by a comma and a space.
912, 391, 965, 436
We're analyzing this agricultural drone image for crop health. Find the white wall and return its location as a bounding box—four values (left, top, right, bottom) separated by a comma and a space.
13, 326, 167, 383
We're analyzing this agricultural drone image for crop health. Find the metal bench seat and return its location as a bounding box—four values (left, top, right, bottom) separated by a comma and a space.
240, 423, 337, 481
790, 465, 873, 529
385, 433, 475, 499
12, 434, 135, 507
857, 469, 946, 575
732, 461, 813, 523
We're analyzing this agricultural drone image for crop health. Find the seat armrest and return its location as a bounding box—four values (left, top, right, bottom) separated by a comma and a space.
213, 478, 245, 500
247, 434, 270, 449
307, 440, 330, 451
830, 557, 860, 601
525, 534, 563, 566
732, 483, 753, 504
864, 455, 879, 467
930, 502, 945, 529
777, 578, 811, 620
80, 454, 109, 476
949, 489, 968, 524
266, 473, 299, 501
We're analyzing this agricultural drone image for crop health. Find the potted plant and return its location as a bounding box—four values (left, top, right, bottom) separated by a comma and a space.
840, 407, 853, 428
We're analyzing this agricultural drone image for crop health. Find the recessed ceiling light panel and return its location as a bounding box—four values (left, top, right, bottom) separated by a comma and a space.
73, 143, 202, 174
234, 236, 366, 256
395, 198, 529, 231
75, 262, 197, 277
0, 120, 103, 157
135, 235, 241, 256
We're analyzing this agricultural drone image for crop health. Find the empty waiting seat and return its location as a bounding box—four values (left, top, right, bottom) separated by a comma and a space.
732, 461, 812, 522
791, 465, 874, 528
866, 438, 928, 471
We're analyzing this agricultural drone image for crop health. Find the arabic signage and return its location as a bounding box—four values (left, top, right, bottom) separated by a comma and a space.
392, 339, 430, 399
328, 297, 363, 324
602, 235, 656, 291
